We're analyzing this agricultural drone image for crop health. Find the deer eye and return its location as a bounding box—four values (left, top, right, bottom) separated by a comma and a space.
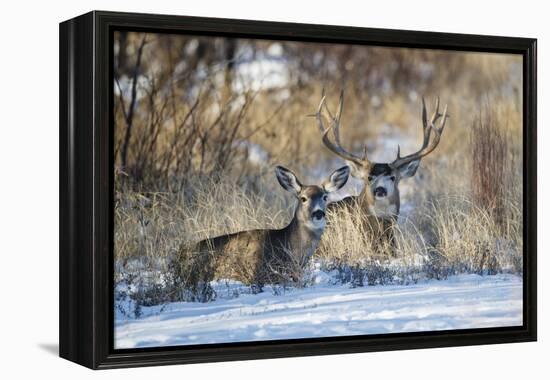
323, 195, 328, 202
300, 196, 308, 203
368, 175, 374, 182
389, 175, 396, 182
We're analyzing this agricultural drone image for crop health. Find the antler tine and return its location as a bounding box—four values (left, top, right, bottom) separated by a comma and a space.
314, 95, 329, 133
420, 97, 432, 149
391, 97, 448, 169
430, 96, 441, 125
437, 104, 449, 133
313, 90, 368, 167
420, 97, 435, 150
421, 97, 428, 130
335, 89, 344, 122
330, 90, 345, 147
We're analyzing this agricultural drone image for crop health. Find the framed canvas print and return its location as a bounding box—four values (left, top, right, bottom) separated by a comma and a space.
59, 11, 537, 369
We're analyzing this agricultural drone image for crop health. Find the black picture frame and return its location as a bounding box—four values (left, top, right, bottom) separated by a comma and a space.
59, 10, 537, 369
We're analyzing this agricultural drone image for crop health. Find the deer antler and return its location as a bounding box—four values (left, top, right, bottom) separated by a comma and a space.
314, 90, 371, 167
390, 96, 449, 169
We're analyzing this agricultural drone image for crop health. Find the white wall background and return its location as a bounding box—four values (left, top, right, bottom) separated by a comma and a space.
0, 0, 545, 377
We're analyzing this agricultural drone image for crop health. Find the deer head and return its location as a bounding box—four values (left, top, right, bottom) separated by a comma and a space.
275, 165, 350, 231
314, 90, 448, 218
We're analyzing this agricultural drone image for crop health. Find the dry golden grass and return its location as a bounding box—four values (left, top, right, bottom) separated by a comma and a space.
316, 187, 522, 283
114, 176, 292, 264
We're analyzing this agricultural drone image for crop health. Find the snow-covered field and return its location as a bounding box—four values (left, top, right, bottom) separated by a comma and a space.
115, 274, 522, 349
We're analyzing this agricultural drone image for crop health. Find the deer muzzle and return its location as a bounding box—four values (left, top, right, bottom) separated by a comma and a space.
374, 187, 388, 198
312, 210, 326, 220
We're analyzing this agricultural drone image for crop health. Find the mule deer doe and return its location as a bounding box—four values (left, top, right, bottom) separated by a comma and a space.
313, 91, 448, 247
174, 165, 350, 300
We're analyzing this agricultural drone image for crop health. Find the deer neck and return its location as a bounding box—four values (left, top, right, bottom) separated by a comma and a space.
283, 207, 323, 259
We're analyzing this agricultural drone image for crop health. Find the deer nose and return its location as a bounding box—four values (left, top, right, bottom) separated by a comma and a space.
374, 187, 387, 197
312, 210, 326, 220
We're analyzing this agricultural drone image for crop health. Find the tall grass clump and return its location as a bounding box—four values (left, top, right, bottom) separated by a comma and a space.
315, 192, 522, 286
114, 174, 291, 263
414, 196, 522, 275
317, 206, 428, 286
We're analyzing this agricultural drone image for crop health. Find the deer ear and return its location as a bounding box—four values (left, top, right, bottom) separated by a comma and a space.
275, 166, 302, 194
324, 166, 350, 193
398, 159, 421, 178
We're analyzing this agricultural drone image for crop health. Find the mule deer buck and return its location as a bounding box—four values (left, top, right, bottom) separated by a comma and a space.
313, 91, 448, 247
173, 165, 350, 300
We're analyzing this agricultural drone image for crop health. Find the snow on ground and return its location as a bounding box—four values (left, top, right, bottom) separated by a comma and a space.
115, 274, 522, 349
